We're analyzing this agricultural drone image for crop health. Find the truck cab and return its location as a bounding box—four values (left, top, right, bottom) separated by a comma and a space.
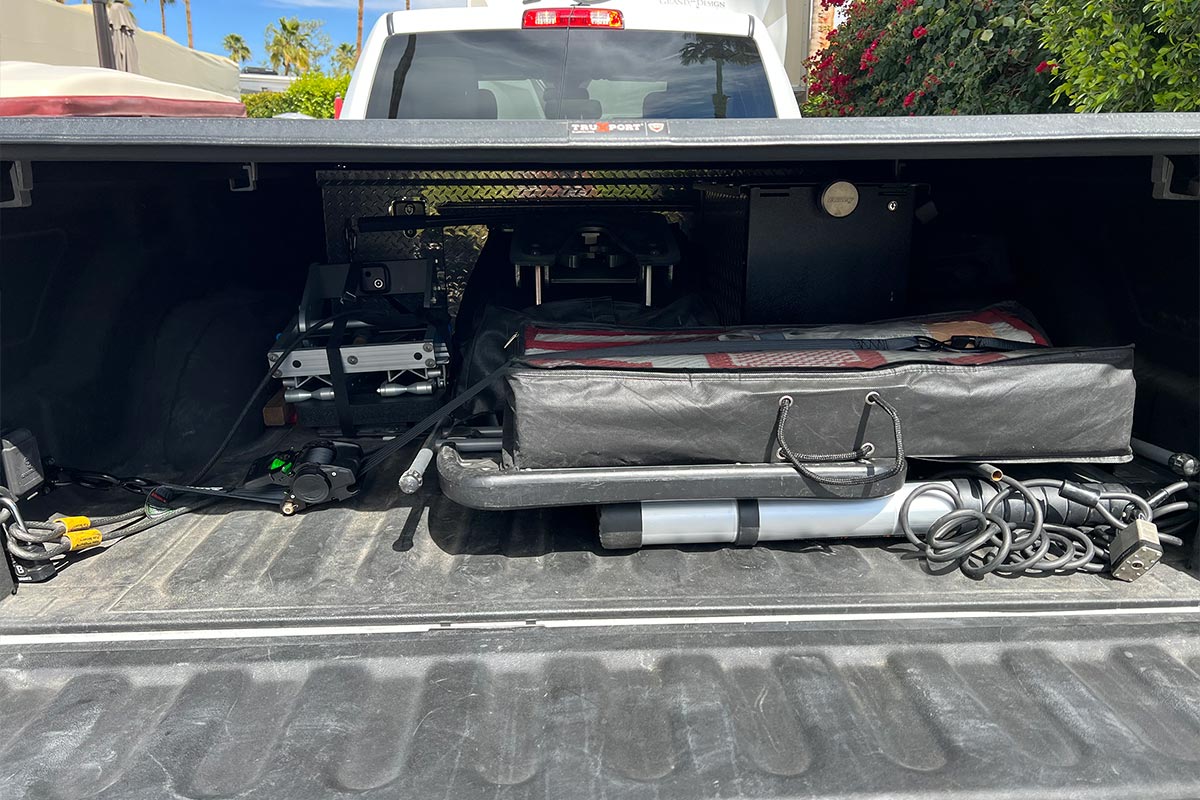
341, 2, 800, 120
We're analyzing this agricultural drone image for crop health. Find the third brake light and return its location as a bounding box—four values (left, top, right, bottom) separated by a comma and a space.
522, 8, 625, 29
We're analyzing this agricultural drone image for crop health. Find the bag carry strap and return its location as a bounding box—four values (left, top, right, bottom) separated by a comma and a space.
774, 391, 906, 486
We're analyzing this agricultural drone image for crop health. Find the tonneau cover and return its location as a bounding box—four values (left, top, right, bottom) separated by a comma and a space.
0, 113, 1197, 162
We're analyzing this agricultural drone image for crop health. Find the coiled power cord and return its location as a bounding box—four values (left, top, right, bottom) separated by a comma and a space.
899, 466, 1196, 579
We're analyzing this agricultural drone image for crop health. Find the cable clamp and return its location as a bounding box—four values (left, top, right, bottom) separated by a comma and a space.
65, 529, 103, 551
52, 515, 92, 533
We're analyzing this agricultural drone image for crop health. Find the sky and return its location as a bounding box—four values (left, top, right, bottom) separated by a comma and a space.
136, 0, 463, 67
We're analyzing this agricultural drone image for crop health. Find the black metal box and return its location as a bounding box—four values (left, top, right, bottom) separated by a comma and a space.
744, 184, 913, 324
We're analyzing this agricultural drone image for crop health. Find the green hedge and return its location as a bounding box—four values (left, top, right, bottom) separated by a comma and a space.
806, 0, 1199, 115
1039, 0, 1200, 111
243, 73, 352, 119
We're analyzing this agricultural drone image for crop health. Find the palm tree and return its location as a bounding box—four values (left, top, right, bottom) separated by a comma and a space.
679, 34, 760, 118
223, 33, 251, 66
265, 17, 314, 77
184, 0, 193, 49
153, 0, 175, 36
356, 0, 364, 55
332, 43, 358, 76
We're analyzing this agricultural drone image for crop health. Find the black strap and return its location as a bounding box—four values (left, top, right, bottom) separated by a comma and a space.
946, 335, 1043, 351
155, 483, 285, 505
326, 315, 356, 438
520, 335, 1041, 364
360, 361, 513, 475
735, 500, 760, 546
523, 336, 931, 360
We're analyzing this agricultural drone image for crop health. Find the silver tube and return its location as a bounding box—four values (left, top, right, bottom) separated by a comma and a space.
755, 490, 955, 541
378, 381, 435, 397
399, 449, 435, 494
629, 483, 960, 547
284, 387, 335, 403
400, 423, 443, 494
641, 500, 740, 545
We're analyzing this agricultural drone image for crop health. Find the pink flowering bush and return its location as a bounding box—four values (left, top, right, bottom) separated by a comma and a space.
805, 0, 1059, 115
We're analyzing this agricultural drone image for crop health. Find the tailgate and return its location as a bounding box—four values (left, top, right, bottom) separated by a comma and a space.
4, 613, 1200, 798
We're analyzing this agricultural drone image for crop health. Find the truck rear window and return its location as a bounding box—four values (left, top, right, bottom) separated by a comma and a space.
365, 29, 776, 120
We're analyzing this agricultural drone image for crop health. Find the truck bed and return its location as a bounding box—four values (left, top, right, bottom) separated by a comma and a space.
6, 442, 1198, 799
4, 455, 1200, 633
2, 115, 1199, 799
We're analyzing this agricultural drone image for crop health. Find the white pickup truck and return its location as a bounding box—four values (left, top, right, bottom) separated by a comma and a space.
341, 0, 801, 120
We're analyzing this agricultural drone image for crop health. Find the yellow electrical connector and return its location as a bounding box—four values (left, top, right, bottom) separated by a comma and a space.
65, 529, 103, 551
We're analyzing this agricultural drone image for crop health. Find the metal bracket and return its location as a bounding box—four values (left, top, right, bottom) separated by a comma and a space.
230, 162, 258, 193
389, 198, 425, 239
1, 161, 33, 209
1151, 155, 1199, 201
388, 198, 426, 218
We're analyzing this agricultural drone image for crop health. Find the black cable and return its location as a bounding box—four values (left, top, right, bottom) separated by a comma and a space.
101, 498, 216, 542
1, 486, 213, 562
13, 311, 365, 557
27, 509, 144, 530
189, 309, 358, 485
899, 473, 1197, 579
48, 466, 157, 495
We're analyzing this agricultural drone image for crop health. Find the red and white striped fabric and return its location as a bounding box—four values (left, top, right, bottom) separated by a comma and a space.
522, 304, 1047, 370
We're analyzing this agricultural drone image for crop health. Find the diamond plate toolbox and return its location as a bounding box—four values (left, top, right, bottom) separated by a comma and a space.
317, 169, 798, 313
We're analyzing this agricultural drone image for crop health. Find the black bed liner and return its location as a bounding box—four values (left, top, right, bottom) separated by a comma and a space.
2, 462, 1198, 634
8, 470, 1189, 798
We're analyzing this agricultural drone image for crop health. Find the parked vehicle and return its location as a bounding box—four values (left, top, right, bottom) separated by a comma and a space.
341, 2, 800, 120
